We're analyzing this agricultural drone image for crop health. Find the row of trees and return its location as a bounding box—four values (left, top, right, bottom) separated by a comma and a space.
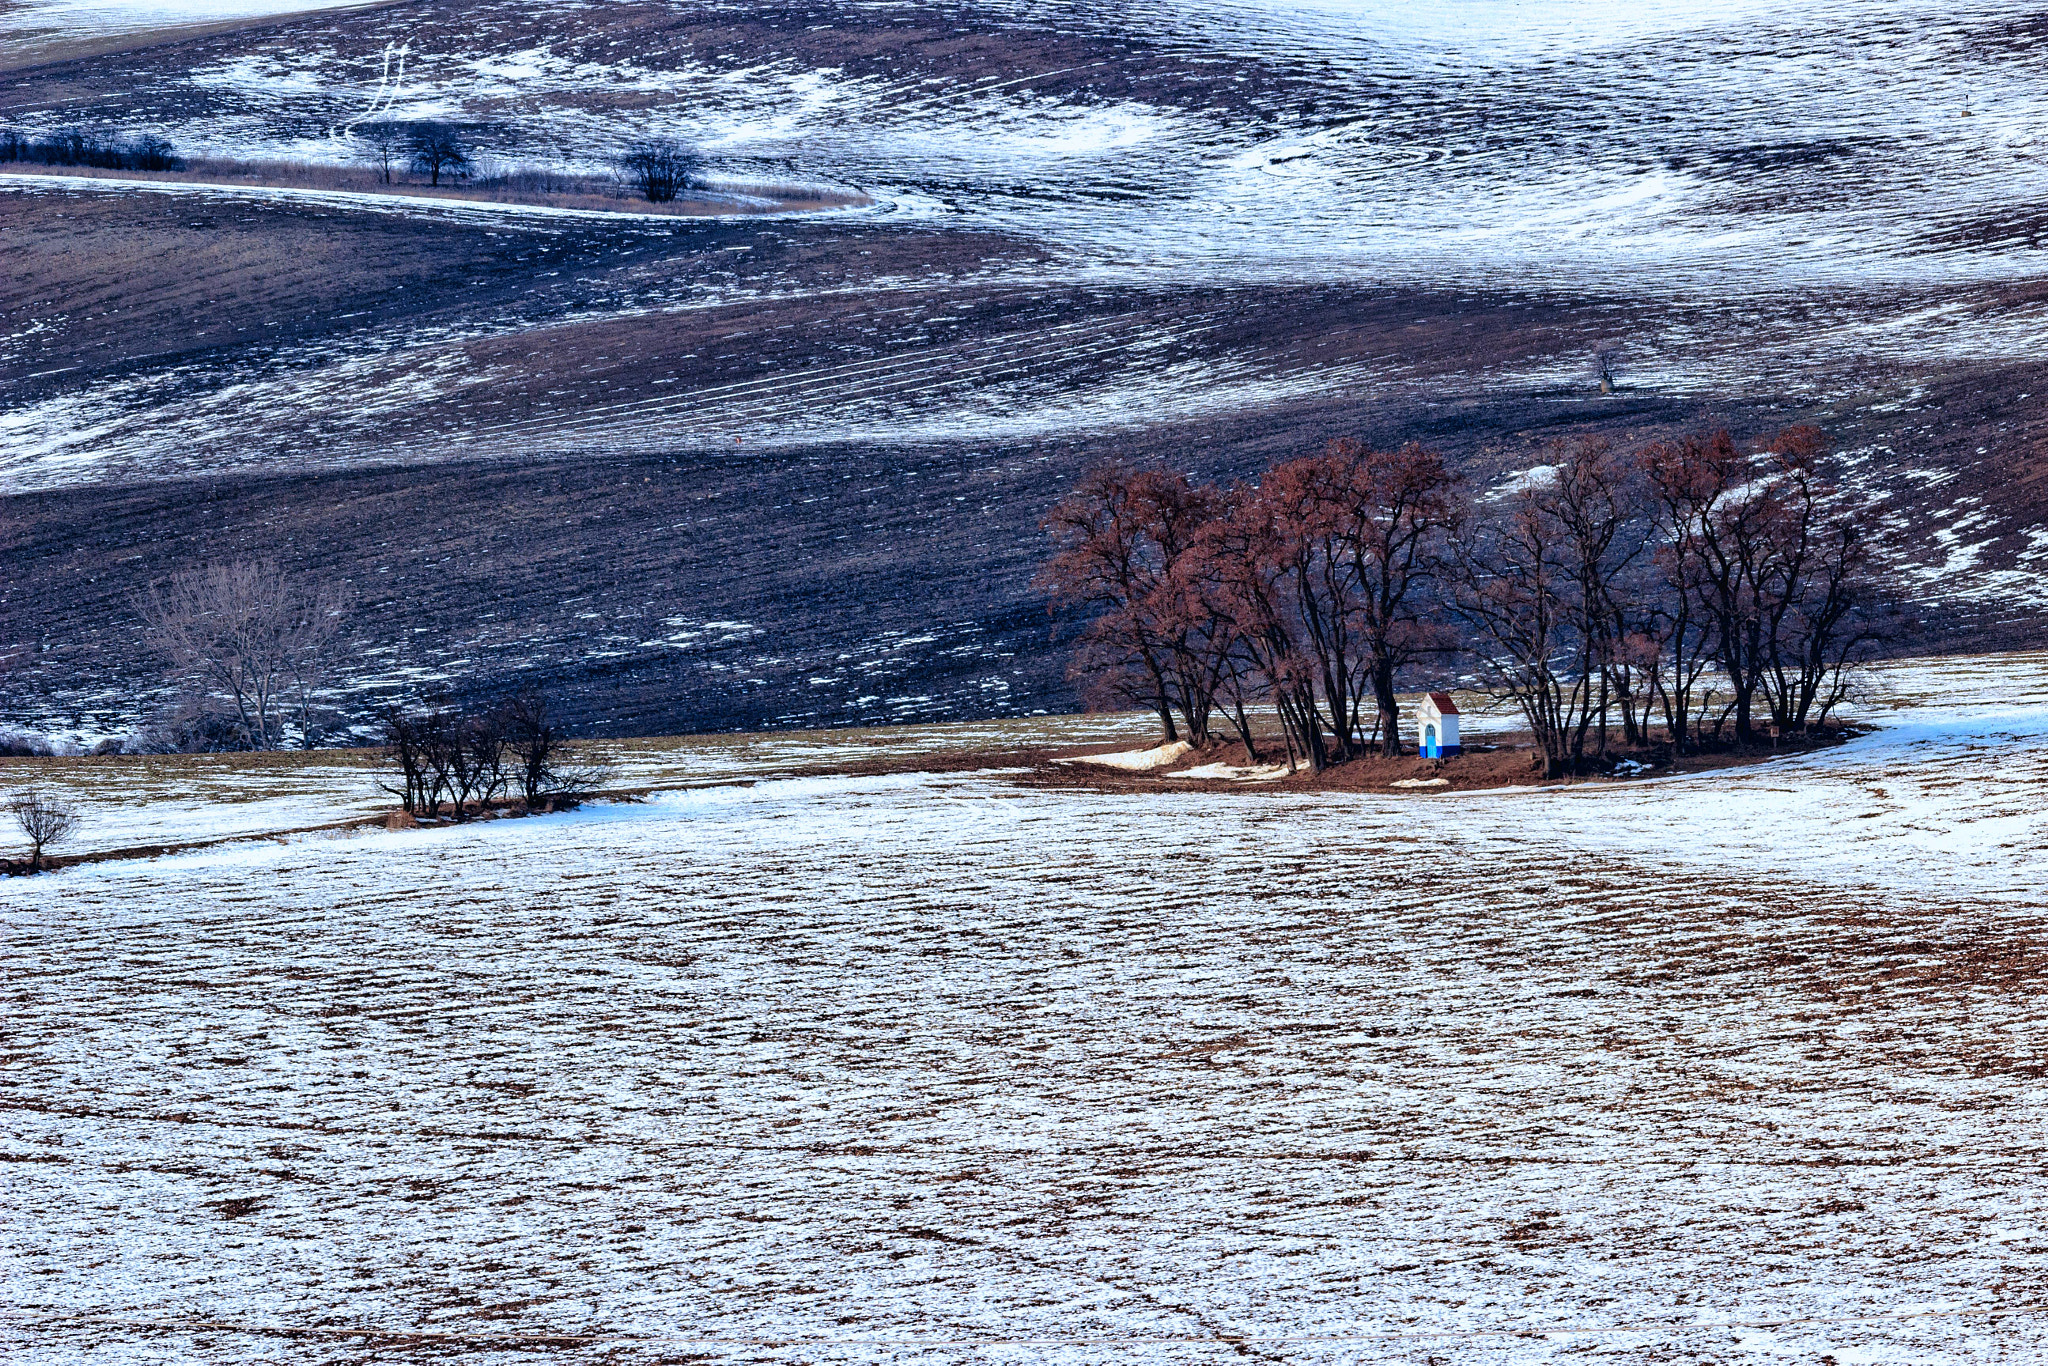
1, 126, 179, 171
382, 694, 608, 819
352, 123, 702, 202
1040, 428, 1883, 776
4, 119, 703, 204
355, 119, 474, 185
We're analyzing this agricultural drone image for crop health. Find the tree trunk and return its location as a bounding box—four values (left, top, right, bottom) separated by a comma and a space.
1153, 692, 1178, 744
1225, 696, 1260, 763
1372, 662, 1401, 757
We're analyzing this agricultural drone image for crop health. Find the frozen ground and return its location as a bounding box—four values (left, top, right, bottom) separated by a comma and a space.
0, 0, 376, 62
4, 654, 2047, 1362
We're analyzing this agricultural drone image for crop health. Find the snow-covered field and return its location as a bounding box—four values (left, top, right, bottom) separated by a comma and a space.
0, 0, 375, 56
23, 0, 2048, 297
5, 654, 2048, 1361
10, 0, 2048, 492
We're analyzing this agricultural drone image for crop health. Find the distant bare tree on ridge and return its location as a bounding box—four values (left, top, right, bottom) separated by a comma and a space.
135, 561, 353, 750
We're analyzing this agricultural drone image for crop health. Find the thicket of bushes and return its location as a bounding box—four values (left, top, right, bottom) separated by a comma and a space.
382, 694, 609, 821
1, 127, 180, 171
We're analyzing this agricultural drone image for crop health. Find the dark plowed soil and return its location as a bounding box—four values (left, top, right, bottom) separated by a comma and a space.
4, 0, 2047, 741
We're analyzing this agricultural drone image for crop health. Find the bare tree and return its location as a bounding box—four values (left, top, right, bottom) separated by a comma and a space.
382, 703, 453, 818
618, 138, 700, 203
446, 709, 509, 819
1453, 490, 1583, 777
1752, 427, 1885, 733
1252, 453, 1368, 762
1543, 437, 1652, 761
134, 561, 352, 751
503, 693, 610, 807
1038, 465, 1225, 746
1324, 440, 1463, 756
9, 788, 79, 871
1593, 342, 1624, 395
407, 122, 473, 186
358, 120, 403, 183
1192, 485, 1332, 770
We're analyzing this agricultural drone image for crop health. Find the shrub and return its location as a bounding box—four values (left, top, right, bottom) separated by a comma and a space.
618, 138, 700, 203
8, 787, 79, 872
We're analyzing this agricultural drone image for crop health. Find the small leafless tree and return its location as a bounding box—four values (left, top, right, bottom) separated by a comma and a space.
1453, 493, 1581, 777
407, 122, 473, 186
9, 788, 79, 871
503, 694, 611, 807
382, 704, 452, 818
134, 561, 353, 751
1752, 427, 1886, 733
1593, 342, 1624, 395
618, 138, 700, 202
358, 120, 403, 183
446, 710, 509, 818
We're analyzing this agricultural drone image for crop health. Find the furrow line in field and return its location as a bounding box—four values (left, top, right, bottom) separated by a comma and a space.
454, 316, 1142, 447
485, 322, 1224, 448
623, 333, 1215, 436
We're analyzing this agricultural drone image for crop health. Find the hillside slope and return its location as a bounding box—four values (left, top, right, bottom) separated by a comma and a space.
3, 0, 2046, 739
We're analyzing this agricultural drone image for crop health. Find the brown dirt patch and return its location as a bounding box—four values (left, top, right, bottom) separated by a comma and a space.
1016, 728, 1860, 796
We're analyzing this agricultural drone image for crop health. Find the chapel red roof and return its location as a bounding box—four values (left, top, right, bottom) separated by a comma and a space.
1427, 692, 1460, 715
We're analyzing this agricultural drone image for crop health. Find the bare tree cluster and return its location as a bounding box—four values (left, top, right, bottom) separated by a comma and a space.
1039, 442, 1461, 772
8, 788, 78, 872
1, 126, 179, 171
1043, 426, 1886, 776
1638, 426, 1879, 749
383, 693, 608, 820
134, 561, 353, 752
617, 137, 700, 202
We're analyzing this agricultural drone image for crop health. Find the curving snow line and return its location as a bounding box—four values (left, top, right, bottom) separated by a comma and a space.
0, 169, 882, 227
334, 38, 409, 140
